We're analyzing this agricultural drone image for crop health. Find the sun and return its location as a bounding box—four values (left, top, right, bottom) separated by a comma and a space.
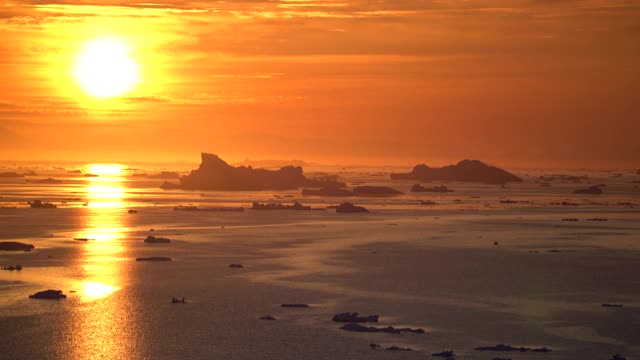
72, 38, 140, 98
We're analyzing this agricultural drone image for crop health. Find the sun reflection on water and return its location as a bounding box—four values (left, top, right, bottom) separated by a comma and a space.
77, 163, 129, 294
81, 281, 119, 300
84, 163, 126, 208
67, 163, 137, 358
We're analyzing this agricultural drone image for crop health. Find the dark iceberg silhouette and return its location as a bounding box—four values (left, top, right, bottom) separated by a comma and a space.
0, 241, 34, 251
161, 153, 344, 190
391, 160, 521, 184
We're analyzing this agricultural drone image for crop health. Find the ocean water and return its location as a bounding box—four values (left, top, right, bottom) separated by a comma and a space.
1, 162, 639, 359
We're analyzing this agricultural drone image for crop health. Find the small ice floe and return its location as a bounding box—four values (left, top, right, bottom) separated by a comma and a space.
332, 312, 379, 323
601, 303, 624, 308
29, 290, 67, 300
281, 303, 310, 308
144, 235, 171, 243
432, 350, 455, 359
28, 200, 57, 209
335, 202, 369, 213
340, 323, 424, 334
474, 344, 551, 352
1, 265, 22, 271
385, 346, 412, 351
136, 257, 172, 261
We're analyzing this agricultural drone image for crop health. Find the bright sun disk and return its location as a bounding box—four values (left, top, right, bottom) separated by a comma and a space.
72, 38, 140, 98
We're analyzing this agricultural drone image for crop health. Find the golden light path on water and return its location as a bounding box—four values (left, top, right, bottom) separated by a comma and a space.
76, 163, 127, 300
67, 163, 138, 358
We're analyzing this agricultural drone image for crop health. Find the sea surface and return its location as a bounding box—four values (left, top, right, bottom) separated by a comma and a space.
1, 162, 639, 359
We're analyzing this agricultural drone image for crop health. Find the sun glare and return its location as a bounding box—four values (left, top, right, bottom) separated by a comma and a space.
72, 38, 140, 98
81, 281, 119, 299
86, 163, 124, 177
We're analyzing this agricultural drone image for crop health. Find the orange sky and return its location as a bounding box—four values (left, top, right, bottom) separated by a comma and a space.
0, 0, 639, 168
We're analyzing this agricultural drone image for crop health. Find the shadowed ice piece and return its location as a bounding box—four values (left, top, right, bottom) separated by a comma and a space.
391, 160, 521, 184
335, 202, 369, 213
2, 265, 23, 271
602, 303, 623, 308
339, 323, 425, 334
281, 303, 310, 308
386, 346, 412, 351
332, 312, 379, 323
0, 241, 34, 251
144, 235, 171, 243
474, 344, 551, 352
432, 350, 455, 359
136, 257, 172, 261
29, 290, 67, 300
28, 200, 57, 209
